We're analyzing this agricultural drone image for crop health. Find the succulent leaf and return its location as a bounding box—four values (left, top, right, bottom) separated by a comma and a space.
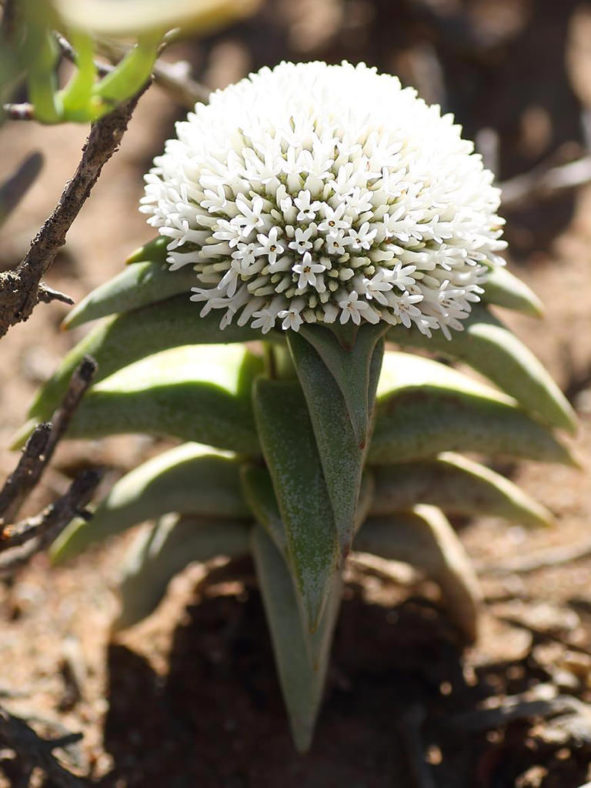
287, 331, 367, 554
252, 379, 340, 630
369, 352, 574, 465
47, 346, 261, 453
370, 453, 552, 527
51, 443, 248, 563
29, 299, 264, 424
115, 514, 250, 630
63, 260, 195, 329
483, 266, 544, 318
240, 464, 287, 553
298, 324, 386, 447
388, 305, 576, 433
355, 507, 481, 642
251, 525, 341, 753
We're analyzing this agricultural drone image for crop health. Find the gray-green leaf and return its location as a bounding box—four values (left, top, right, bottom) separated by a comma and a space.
30, 296, 265, 424
370, 452, 552, 527
355, 506, 481, 642
52, 443, 248, 562
251, 525, 341, 753
388, 304, 576, 433
115, 514, 250, 630
252, 379, 339, 630
369, 352, 575, 466
287, 331, 366, 554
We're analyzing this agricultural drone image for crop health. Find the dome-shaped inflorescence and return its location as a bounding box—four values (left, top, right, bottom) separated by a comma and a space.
140, 61, 506, 337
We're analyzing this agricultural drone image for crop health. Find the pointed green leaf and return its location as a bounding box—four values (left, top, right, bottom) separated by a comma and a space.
51, 443, 248, 563
63, 260, 195, 329
30, 296, 264, 423
240, 464, 287, 554
115, 514, 250, 630
388, 304, 576, 433
287, 331, 366, 554
369, 352, 575, 466
298, 323, 387, 447
483, 266, 544, 318
125, 236, 169, 265
59, 32, 97, 120
355, 507, 481, 642
92, 33, 159, 108
44, 346, 261, 453
371, 452, 552, 527
251, 525, 341, 753
252, 379, 339, 630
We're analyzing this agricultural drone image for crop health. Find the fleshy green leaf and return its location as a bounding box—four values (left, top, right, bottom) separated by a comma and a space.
52, 443, 248, 563
44, 345, 261, 453
30, 296, 264, 423
298, 323, 387, 447
369, 352, 575, 466
240, 464, 287, 553
92, 33, 160, 112
388, 304, 576, 433
115, 514, 250, 630
370, 452, 552, 527
355, 507, 481, 642
125, 236, 169, 265
287, 331, 371, 554
59, 31, 97, 120
252, 379, 339, 630
251, 525, 341, 753
483, 266, 544, 318
63, 260, 195, 330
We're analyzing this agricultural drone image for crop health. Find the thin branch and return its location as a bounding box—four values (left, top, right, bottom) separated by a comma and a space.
0, 469, 100, 573
0, 705, 84, 788
0, 356, 97, 525
500, 155, 591, 209
0, 425, 52, 525
37, 284, 75, 306
0, 83, 150, 339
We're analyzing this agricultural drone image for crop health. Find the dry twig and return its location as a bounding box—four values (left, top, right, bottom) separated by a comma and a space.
0, 85, 149, 338
0, 357, 100, 573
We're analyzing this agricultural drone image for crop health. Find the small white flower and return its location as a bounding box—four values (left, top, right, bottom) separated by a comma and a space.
255, 227, 284, 265
292, 252, 326, 290
288, 227, 315, 255
339, 291, 372, 325
279, 299, 305, 331
142, 61, 506, 335
294, 190, 322, 222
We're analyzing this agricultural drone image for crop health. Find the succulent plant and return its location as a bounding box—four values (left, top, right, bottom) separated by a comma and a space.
19, 62, 576, 752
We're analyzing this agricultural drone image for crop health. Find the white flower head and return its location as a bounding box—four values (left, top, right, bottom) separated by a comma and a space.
141, 61, 506, 335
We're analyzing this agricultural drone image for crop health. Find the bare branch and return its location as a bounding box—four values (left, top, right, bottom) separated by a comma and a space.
0, 83, 150, 339
0, 425, 52, 525
0, 356, 97, 525
37, 284, 75, 306
0, 469, 101, 572
0, 705, 84, 788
